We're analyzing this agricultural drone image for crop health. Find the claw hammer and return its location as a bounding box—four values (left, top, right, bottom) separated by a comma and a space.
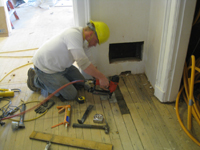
73, 122, 110, 134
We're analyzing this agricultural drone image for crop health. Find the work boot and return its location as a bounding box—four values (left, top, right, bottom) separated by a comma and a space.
27, 68, 40, 92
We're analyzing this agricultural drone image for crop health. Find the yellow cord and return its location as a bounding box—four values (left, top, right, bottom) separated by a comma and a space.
187, 55, 195, 130
0, 63, 33, 83
176, 86, 200, 146
176, 55, 200, 146
0, 48, 38, 54
9, 101, 48, 122
0, 56, 33, 58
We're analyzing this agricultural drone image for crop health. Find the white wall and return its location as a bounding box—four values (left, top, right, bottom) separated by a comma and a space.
90, 0, 151, 76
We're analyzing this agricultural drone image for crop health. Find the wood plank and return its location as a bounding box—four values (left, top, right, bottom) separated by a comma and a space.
151, 96, 192, 150
165, 99, 200, 150
85, 91, 103, 143
93, 94, 111, 144
122, 114, 144, 150
11, 83, 29, 150
119, 75, 154, 150
31, 93, 45, 150
110, 102, 134, 150
78, 88, 92, 141
74, 90, 84, 150
57, 99, 70, 150
132, 74, 173, 149
51, 97, 59, 150
29, 131, 113, 150
137, 74, 181, 149
68, 100, 78, 150
101, 100, 123, 150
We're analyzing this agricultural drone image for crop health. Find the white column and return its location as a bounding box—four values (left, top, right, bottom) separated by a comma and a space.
154, 0, 196, 102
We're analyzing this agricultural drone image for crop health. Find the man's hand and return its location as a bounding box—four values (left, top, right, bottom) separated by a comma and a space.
84, 63, 109, 90
99, 77, 109, 90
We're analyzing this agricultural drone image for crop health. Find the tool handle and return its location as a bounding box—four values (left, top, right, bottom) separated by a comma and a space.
51, 122, 64, 128
58, 107, 64, 113
19, 103, 26, 127
78, 105, 94, 124
73, 123, 104, 129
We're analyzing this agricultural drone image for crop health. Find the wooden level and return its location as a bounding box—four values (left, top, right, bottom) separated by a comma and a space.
29, 131, 113, 150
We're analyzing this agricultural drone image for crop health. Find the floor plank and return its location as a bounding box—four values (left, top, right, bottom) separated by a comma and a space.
119, 75, 155, 150
111, 102, 134, 150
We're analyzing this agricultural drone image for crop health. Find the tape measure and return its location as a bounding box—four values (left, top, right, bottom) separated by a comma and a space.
77, 96, 85, 104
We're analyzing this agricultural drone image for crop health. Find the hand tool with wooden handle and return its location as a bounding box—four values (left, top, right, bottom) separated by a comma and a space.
73, 122, 109, 134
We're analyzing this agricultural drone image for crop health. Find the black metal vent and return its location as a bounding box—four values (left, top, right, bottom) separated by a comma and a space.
109, 42, 143, 63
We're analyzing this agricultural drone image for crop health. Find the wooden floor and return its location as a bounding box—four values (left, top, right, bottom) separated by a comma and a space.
0, 2, 200, 150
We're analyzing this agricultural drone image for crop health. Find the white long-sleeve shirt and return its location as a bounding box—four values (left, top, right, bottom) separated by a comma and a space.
33, 27, 94, 74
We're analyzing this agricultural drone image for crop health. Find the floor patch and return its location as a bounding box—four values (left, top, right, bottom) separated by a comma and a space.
115, 86, 130, 114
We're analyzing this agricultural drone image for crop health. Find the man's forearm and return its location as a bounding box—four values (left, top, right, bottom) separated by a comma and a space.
83, 63, 106, 80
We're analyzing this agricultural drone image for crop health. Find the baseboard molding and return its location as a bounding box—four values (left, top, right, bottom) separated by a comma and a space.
154, 85, 165, 102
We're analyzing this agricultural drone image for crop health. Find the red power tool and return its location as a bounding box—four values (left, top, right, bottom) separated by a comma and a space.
87, 75, 119, 98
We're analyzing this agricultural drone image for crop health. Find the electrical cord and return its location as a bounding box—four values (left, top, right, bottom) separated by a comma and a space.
0, 63, 33, 83
176, 55, 200, 146
9, 100, 48, 122
0, 48, 38, 54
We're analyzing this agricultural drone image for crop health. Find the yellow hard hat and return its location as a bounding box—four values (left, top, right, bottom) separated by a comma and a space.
89, 20, 110, 44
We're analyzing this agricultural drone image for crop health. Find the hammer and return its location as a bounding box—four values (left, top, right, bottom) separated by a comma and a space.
72, 122, 109, 134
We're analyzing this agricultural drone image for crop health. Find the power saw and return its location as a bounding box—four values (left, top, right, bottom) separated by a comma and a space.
85, 75, 119, 98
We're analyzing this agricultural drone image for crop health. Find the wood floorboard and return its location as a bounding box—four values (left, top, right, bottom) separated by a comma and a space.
129, 75, 164, 150
119, 75, 155, 150
93, 94, 111, 144
132, 75, 172, 150
101, 100, 124, 150
110, 102, 134, 150
138, 75, 180, 149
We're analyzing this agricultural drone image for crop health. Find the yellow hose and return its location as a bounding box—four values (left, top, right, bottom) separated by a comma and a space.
176, 55, 200, 146
187, 55, 195, 130
0, 63, 33, 83
176, 86, 200, 146
0, 48, 38, 54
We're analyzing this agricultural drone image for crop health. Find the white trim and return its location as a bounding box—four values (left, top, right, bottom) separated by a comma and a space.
72, 0, 90, 27
154, 0, 180, 102
84, 0, 90, 23
72, 0, 79, 26
154, 0, 196, 102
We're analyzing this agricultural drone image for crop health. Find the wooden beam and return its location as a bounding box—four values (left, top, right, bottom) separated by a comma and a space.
29, 131, 113, 150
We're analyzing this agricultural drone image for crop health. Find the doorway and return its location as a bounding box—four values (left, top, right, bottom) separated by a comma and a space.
7, 0, 74, 49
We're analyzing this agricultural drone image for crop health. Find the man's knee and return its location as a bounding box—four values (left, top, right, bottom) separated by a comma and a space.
61, 88, 77, 100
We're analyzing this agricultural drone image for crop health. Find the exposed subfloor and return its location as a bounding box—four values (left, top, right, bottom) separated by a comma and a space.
0, 2, 200, 150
